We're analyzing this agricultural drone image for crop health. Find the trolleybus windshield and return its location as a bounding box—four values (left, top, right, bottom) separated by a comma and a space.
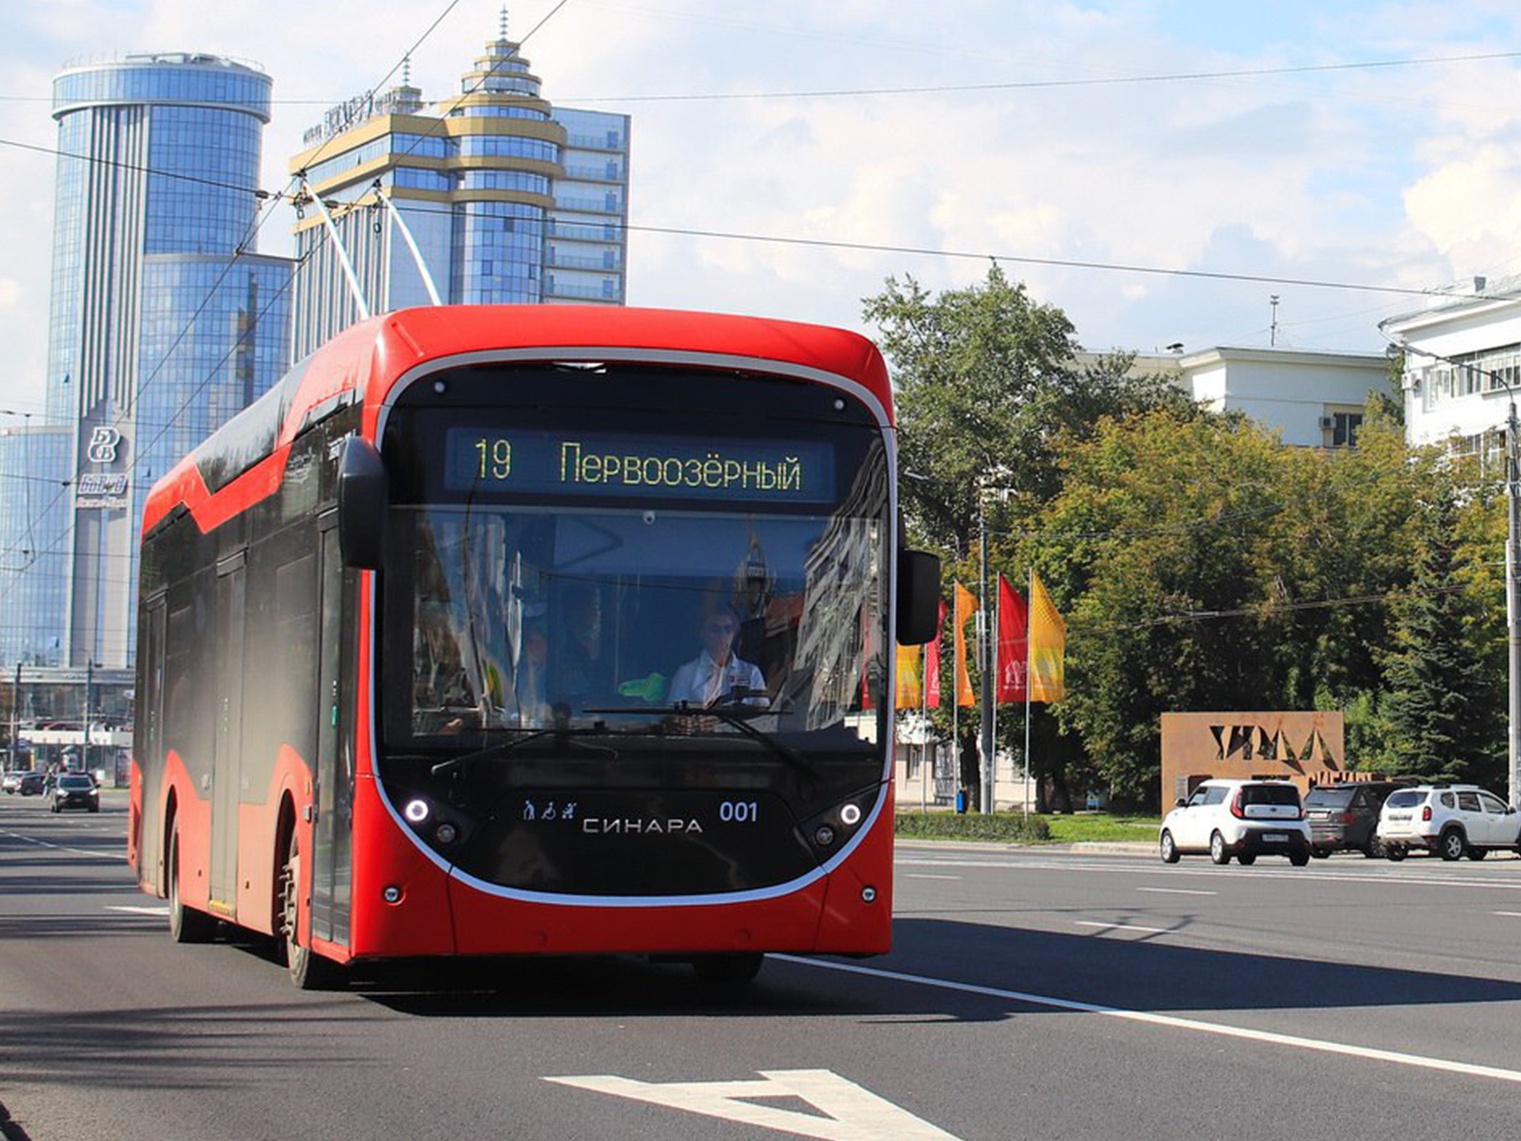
380, 390, 890, 758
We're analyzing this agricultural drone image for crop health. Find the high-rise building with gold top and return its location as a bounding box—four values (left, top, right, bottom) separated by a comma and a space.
288, 14, 630, 358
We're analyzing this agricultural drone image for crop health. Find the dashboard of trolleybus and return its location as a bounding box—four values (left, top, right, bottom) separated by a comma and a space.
374, 362, 895, 896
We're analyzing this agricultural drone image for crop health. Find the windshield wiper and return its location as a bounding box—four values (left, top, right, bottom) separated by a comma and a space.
431, 727, 619, 777
585, 703, 817, 779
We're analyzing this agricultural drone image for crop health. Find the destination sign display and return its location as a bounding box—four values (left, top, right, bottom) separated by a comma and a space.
443, 428, 835, 503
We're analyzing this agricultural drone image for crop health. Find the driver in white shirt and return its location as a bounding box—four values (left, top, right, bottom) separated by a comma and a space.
668, 604, 766, 707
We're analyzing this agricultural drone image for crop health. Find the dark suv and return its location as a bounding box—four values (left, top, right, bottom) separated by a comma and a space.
51, 773, 100, 813
1305, 781, 1404, 858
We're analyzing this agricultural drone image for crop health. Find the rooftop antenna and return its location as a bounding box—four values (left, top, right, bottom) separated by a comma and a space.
401, 54, 411, 86
500, 5, 510, 40
1269, 294, 1280, 347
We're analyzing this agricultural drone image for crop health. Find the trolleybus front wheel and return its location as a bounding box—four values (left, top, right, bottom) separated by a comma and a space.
279, 832, 346, 991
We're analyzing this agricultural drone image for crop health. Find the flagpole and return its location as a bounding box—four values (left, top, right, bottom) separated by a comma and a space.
992, 580, 999, 813
921, 645, 929, 813
1024, 567, 1033, 821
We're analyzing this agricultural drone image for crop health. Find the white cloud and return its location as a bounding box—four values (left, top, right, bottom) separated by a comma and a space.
7, 0, 1521, 407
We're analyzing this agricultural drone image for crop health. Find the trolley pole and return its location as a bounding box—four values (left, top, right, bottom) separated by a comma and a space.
978, 501, 994, 813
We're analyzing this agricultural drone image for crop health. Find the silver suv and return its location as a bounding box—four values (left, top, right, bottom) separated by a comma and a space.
1377, 784, 1521, 861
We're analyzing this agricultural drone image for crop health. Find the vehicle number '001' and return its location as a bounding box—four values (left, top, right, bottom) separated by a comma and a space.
719, 801, 759, 823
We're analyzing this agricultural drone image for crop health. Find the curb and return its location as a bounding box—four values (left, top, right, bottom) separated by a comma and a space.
897, 838, 1155, 856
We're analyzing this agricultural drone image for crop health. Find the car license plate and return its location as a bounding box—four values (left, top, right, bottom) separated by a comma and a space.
1263, 833, 1288, 843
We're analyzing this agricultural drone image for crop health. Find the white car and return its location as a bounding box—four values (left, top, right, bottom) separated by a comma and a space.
1, 770, 20, 794
1377, 784, 1521, 861
1160, 779, 1312, 866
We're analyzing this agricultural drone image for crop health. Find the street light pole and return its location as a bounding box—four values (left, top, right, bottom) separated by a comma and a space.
1393, 341, 1521, 807
1508, 400, 1521, 809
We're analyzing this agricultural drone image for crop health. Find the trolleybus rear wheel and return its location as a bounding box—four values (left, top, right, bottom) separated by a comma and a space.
168, 825, 216, 944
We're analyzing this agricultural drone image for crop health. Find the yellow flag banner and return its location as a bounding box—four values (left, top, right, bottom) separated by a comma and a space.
1028, 572, 1066, 703
895, 644, 923, 709
953, 581, 978, 708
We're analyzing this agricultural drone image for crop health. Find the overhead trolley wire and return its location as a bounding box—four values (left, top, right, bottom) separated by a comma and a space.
0, 0, 474, 614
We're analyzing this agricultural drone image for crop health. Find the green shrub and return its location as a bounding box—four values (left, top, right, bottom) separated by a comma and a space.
895, 812, 1052, 843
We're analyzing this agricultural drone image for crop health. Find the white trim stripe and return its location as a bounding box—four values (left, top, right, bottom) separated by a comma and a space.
779, 956, 1521, 1086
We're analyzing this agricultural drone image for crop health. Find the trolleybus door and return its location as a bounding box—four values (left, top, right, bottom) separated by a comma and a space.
310, 518, 353, 945
210, 553, 246, 914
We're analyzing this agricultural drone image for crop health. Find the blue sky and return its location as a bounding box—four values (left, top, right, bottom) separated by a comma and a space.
3, 0, 1521, 415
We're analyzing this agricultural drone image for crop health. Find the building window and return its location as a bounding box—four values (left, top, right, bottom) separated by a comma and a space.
1332, 412, 1363, 448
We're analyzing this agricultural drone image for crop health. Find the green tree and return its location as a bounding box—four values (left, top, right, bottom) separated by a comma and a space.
863, 266, 1193, 554
1378, 487, 1505, 783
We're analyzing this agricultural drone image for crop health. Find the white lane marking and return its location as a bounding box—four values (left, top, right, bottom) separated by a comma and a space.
779, 957, 1521, 1086
1492, 911, 1521, 918
106, 905, 169, 916
897, 856, 1521, 891
1075, 921, 1172, 935
905, 873, 961, 881
1136, 887, 1217, 896
0, 827, 125, 861
546, 1069, 961, 1141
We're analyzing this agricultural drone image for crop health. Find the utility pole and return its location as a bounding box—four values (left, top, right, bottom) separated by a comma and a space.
82, 658, 92, 774
1270, 295, 1280, 347
8, 663, 18, 770
978, 500, 994, 813
1509, 400, 1521, 808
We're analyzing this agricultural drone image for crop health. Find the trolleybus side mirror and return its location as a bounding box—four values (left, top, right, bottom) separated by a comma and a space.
337, 436, 387, 569
896, 549, 941, 645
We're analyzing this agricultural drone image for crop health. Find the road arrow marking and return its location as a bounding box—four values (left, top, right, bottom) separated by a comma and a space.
105, 905, 170, 916
545, 1068, 961, 1140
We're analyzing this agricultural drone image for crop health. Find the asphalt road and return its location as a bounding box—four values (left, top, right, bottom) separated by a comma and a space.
5, 793, 1521, 1140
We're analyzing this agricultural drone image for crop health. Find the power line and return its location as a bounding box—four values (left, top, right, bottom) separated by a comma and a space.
556, 49, 1521, 103
0, 137, 267, 197
0, 0, 473, 606
6, 46, 1517, 107
337, 193, 1445, 298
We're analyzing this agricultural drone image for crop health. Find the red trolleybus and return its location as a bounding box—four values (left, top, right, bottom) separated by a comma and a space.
130, 306, 939, 988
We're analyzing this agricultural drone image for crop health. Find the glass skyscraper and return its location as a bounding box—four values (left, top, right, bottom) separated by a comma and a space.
289, 20, 630, 358
0, 52, 295, 671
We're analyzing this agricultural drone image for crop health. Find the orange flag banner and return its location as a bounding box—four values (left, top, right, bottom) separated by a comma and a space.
953, 581, 978, 708
1028, 572, 1066, 703
895, 644, 923, 709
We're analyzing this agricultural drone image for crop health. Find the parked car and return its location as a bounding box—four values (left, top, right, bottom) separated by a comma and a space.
18, 772, 46, 796
1378, 784, 1521, 861
1160, 779, 1312, 866
51, 772, 99, 813
1305, 781, 1406, 858
1, 770, 22, 794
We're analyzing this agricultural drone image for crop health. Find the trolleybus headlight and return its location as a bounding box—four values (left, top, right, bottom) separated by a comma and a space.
403, 799, 430, 824
814, 825, 836, 847
840, 803, 862, 826
382, 885, 403, 904
435, 822, 459, 845
861, 886, 877, 903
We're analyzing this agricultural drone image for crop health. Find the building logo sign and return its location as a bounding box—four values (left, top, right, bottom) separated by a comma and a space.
75, 472, 129, 511
86, 426, 120, 465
